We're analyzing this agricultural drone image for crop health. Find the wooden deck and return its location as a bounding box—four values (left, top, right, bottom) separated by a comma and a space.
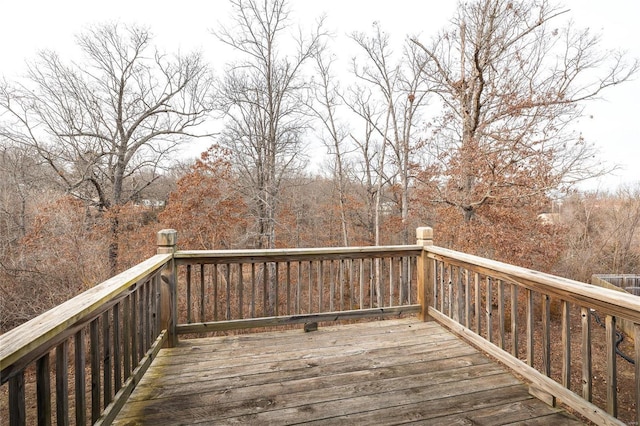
112, 318, 584, 425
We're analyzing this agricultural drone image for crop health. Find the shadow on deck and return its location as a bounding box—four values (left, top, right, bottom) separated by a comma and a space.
113, 318, 583, 425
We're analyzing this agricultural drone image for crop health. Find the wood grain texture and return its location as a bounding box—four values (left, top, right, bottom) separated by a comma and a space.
112, 318, 583, 425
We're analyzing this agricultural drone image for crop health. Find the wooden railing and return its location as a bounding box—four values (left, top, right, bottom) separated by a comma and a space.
420, 233, 640, 426
0, 252, 173, 426
3, 227, 639, 425
172, 245, 422, 334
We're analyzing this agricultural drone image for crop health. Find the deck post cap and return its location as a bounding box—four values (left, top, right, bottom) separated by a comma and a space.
416, 227, 433, 240
157, 229, 178, 252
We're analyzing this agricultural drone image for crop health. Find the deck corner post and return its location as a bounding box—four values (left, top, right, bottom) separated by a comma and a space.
157, 229, 178, 347
416, 227, 434, 322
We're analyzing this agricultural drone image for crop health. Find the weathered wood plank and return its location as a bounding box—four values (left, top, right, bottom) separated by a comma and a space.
301, 385, 534, 425
113, 319, 585, 426
416, 398, 582, 426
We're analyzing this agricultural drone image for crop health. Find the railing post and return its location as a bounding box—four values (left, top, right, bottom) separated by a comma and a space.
157, 229, 178, 348
416, 227, 434, 322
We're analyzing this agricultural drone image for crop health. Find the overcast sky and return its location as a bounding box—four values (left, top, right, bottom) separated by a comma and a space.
1, 0, 638, 190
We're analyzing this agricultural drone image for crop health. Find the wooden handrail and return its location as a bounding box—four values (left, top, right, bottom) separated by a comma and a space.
175, 245, 423, 263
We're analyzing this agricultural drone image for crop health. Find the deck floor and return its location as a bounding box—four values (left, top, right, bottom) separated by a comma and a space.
113, 318, 584, 425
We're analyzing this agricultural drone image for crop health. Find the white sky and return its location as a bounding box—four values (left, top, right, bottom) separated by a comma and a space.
1, 0, 638, 190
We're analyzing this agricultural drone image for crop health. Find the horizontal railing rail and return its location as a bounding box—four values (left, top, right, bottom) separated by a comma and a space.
0, 253, 172, 426
422, 243, 639, 426
172, 245, 422, 334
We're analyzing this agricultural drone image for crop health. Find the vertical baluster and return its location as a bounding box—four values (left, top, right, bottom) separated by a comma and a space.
433, 260, 444, 313
486, 277, 493, 343
318, 261, 324, 312
250, 263, 256, 318
401, 257, 407, 305
606, 315, 618, 417
634, 323, 640, 426
377, 258, 384, 308
297, 261, 302, 314
286, 261, 291, 315
113, 303, 122, 393
400, 257, 405, 305
186, 264, 192, 324
153, 274, 160, 337
138, 285, 145, 360
561, 300, 571, 389
129, 290, 137, 372
36, 353, 51, 426
464, 270, 471, 328
456, 267, 464, 322
542, 294, 551, 377
389, 257, 394, 307
329, 259, 336, 312
274, 262, 279, 316
9, 371, 25, 426
474, 273, 481, 334
498, 280, 505, 350
145, 280, 152, 350
90, 318, 101, 423
437, 261, 444, 312
308, 261, 313, 313
226, 264, 232, 320
102, 311, 112, 407
340, 259, 346, 310
122, 295, 130, 381
410, 256, 415, 305
347, 259, 356, 309
75, 330, 87, 426
359, 259, 364, 310
369, 259, 374, 309
510, 284, 518, 358
213, 264, 219, 321
527, 289, 534, 367
200, 264, 206, 323
263, 262, 268, 316
581, 307, 592, 401
56, 340, 69, 425
446, 265, 452, 317
239, 263, 244, 319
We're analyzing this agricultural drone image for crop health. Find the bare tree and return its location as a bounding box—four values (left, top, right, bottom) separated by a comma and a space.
351, 23, 430, 245
349, 24, 430, 304
344, 86, 383, 245
309, 50, 352, 246
411, 0, 638, 222
213, 0, 325, 314
0, 24, 214, 272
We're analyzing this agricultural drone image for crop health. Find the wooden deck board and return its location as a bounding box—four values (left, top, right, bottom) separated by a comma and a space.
112, 318, 584, 425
